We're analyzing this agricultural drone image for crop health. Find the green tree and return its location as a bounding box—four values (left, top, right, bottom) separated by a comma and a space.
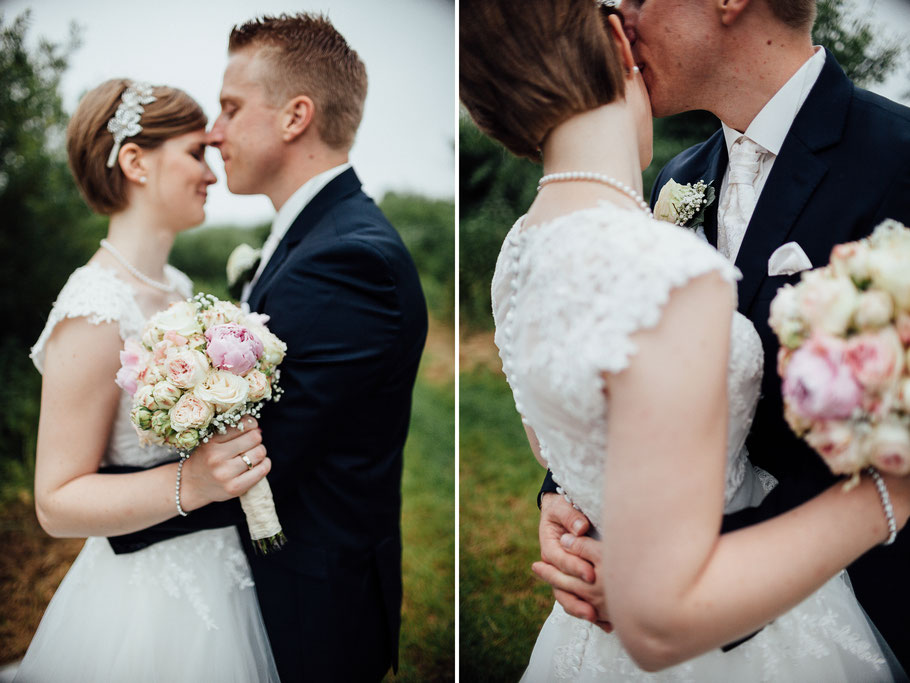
0, 12, 102, 496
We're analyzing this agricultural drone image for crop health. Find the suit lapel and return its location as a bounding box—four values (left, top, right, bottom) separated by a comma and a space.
248, 168, 363, 310
733, 49, 851, 316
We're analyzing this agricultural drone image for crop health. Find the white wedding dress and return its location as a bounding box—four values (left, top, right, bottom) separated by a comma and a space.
16, 264, 279, 683
492, 203, 900, 682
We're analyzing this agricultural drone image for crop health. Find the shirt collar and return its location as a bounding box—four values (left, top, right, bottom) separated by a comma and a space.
269, 161, 352, 243
722, 47, 826, 156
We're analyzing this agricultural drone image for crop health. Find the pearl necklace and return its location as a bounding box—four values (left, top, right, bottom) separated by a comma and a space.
538, 171, 653, 218
99, 239, 175, 293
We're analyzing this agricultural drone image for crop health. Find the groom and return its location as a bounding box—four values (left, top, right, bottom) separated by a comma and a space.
106, 14, 427, 681
536, 0, 910, 665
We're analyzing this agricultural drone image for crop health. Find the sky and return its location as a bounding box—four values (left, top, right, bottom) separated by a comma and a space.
1, 0, 455, 227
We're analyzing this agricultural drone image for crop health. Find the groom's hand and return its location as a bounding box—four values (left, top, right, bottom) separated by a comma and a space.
179, 417, 271, 511
537, 493, 612, 630
533, 532, 612, 633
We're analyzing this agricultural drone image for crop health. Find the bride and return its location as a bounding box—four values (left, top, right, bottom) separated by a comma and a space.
461, 1, 908, 680
16, 79, 279, 682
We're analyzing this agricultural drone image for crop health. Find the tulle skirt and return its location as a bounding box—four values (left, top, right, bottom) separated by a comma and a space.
521, 571, 904, 682
14, 527, 279, 683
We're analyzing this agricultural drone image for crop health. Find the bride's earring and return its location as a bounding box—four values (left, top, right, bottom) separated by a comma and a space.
139, 176, 147, 185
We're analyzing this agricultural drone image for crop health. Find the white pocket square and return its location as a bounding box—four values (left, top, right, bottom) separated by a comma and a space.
768, 242, 813, 277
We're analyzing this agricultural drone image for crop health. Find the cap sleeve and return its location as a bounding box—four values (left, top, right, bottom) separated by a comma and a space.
30, 265, 144, 374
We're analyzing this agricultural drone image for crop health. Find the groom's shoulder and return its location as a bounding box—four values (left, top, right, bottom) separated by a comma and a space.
849, 84, 910, 134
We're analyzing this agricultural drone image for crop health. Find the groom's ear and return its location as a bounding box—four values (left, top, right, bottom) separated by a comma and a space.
281, 95, 315, 143
716, 0, 752, 26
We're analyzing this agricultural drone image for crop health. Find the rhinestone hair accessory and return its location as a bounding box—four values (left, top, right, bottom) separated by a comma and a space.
105, 81, 157, 168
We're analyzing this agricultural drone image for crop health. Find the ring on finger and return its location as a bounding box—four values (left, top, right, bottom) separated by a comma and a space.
240, 453, 254, 470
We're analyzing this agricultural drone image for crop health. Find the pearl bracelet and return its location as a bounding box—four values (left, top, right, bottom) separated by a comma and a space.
175, 457, 189, 517
867, 467, 897, 546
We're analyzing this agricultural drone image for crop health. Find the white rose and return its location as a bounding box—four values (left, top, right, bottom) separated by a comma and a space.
829, 240, 871, 286
169, 392, 215, 432
149, 300, 202, 338
245, 322, 286, 369
869, 249, 910, 311
796, 270, 859, 336
193, 370, 250, 413
769, 284, 806, 349
227, 244, 262, 286
653, 179, 683, 225
854, 290, 895, 330
134, 384, 157, 411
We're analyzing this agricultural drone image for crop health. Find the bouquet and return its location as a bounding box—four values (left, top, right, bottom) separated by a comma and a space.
770, 219, 910, 487
116, 293, 289, 552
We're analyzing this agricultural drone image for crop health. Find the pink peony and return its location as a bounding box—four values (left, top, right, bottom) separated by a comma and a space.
843, 328, 904, 392
782, 335, 863, 421
205, 323, 264, 376
115, 339, 149, 395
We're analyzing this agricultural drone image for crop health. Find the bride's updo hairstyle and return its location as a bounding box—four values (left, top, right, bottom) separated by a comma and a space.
66, 79, 207, 215
460, 0, 626, 160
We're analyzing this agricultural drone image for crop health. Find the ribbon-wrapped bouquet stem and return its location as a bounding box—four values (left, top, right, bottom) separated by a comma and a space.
117, 293, 288, 553
770, 219, 910, 486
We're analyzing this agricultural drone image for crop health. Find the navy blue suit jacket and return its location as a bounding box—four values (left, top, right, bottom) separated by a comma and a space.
652, 51, 910, 662
107, 168, 427, 681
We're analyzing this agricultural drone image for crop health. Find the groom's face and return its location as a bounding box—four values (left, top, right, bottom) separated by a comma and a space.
621, 0, 721, 117
209, 49, 284, 196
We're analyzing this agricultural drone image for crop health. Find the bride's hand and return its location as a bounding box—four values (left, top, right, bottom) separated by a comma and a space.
179, 417, 271, 510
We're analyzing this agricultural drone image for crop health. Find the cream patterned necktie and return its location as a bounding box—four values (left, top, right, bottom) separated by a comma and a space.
718, 136, 764, 261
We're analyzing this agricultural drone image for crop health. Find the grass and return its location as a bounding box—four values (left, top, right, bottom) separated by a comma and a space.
459, 366, 554, 681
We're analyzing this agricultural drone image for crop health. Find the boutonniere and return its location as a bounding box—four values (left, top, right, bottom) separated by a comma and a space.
654, 178, 716, 231
226, 243, 262, 299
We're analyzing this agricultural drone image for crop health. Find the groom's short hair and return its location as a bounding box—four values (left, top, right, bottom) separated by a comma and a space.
229, 14, 367, 151
766, 0, 816, 30
459, 0, 626, 160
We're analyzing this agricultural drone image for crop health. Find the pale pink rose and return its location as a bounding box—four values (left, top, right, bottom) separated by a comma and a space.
843, 328, 904, 392
862, 420, 910, 476
853, 290, 894, 330
896, 313, 910, 345
245, 369, 272, 402
201, 301, 243, 329
783, 335, 863, 420
115, 339, 149, 395
165, 349, 210, 389
164, 330, 188, 347
137, 364, 164, 387
797, 271, 859, 336
898, 378, 910, 413
151, 380, 182, 410
134, 384, 158, 411
194, 370, 250, 413
805, 420, 864, 475
169, 393, 215, 432
205, 323, 264, 376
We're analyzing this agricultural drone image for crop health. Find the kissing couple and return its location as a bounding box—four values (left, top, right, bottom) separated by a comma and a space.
461, 0, 910, 680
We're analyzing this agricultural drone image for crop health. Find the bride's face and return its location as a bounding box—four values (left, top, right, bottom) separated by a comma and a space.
143, 130, 216, 231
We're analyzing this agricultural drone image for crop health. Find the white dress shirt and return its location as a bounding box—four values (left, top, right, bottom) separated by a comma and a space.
717, 47, 826, 260
242, 162, 352, 303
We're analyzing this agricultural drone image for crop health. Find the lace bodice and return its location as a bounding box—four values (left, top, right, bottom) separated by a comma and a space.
30, 262, 194, 468
492, 203, 770, 530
